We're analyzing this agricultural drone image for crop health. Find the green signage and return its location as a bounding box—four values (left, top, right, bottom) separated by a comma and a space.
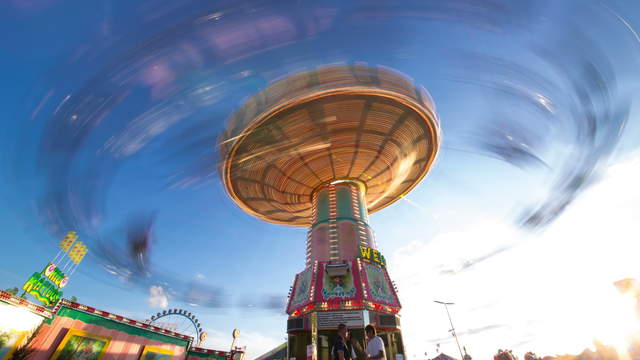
21, 262, 68, 306
22, 272, 63, 306
357, 246, 386, 267
43, 262, 69, 288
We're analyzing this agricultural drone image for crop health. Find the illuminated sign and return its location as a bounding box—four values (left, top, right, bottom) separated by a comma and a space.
59, 231, 78, 251
43, 263, 69, 288
22, 272, 62, 306
68, 241, 88, 264
19, 231, 84, 306
21, 263, 68, 306
357, 246, 386, 267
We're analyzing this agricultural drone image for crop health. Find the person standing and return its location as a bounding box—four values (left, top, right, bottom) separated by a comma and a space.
364, 325, 386, 360
350, 331, 367, 360
332, 324, 352, 360
348, 331, 363, 360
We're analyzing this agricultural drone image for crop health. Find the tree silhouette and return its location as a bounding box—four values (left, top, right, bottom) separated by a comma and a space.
4, 287, 19, 295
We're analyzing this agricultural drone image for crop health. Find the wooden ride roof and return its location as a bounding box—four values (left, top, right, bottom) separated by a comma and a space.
219, 64, 440, 226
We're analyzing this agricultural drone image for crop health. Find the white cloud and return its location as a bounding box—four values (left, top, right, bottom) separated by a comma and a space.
195, 273, 207, 280
392, 152, 640, 359
147, 285, 169, 309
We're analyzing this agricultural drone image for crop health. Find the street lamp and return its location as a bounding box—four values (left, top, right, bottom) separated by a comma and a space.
434, 300, 464, 360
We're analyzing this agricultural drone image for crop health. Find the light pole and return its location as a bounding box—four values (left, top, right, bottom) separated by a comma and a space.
434, 300, 464, 360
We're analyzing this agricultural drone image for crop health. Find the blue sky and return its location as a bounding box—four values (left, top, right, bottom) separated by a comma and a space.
1, 0, 640, 359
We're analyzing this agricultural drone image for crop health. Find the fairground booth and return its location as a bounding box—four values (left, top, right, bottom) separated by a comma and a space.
285, 256, 404, 360
0, 290, 245, 360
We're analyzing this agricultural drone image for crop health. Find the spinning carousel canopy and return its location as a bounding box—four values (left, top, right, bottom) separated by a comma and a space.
219, 64, 440, 226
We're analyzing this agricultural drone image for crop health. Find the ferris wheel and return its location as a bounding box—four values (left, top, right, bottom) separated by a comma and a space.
146, 308, 207, 346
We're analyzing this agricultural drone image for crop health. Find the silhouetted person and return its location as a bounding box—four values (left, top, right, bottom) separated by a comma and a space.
333, 324, 351, 360
365, 325, 386, 360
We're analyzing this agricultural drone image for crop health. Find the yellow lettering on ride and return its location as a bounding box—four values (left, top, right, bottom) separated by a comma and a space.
359, 246, 371, 259
357, 246, 386, 267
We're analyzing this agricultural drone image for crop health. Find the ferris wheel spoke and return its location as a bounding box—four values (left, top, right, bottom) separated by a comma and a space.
148, 309, 201, 341
180, 316, 191, 334
179, 319, 189, 334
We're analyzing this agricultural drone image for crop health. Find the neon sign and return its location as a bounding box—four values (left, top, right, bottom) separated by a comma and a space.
22, 262, 68, 305
20, 231, 86, 306
43, 263, 69, 288
357, 246, 386, 267
22, 271, 63, 306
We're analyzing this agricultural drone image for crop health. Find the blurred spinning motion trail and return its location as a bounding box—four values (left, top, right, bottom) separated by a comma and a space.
1, 0, 640, 358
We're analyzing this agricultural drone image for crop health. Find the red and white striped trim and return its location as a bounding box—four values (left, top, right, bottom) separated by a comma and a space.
0, 290, 54, 318
190, 347, 232, 356
57, 299, 193, 342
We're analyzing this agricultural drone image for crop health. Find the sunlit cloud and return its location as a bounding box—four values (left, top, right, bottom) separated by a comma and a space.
195, 273, 207, 280
147, 285, 169, 309
392, 152, 640, 359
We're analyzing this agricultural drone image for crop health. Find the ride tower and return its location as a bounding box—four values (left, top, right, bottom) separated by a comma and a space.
219, 64, 440, 360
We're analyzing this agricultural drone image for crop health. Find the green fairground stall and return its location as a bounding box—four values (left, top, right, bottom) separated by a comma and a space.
0, 290, 245, 360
